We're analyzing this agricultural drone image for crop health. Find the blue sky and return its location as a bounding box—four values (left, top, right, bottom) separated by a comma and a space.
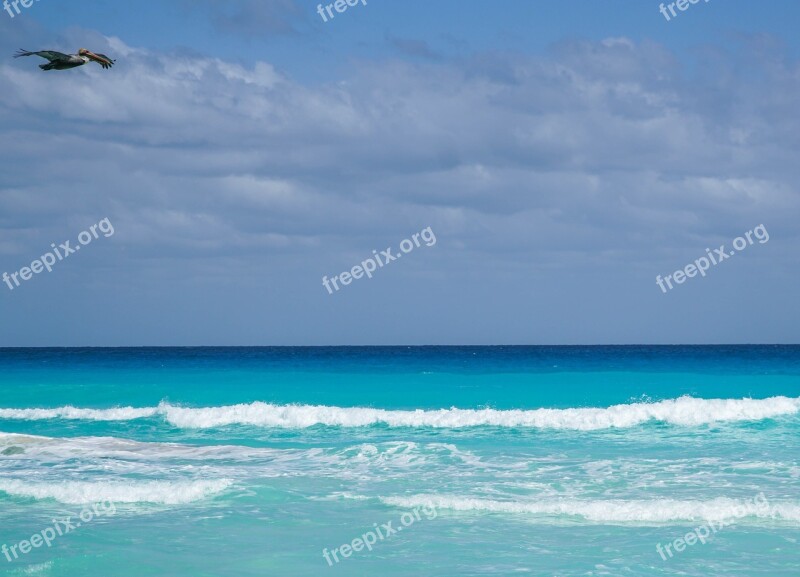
1, 0, 798, 345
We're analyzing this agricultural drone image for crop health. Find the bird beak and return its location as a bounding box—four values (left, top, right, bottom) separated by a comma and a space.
85, 50, 113, 68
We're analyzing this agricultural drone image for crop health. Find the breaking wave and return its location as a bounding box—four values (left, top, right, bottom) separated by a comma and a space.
0, 406, 157, 421
0, 478, 233, 505
378, 494, 800, 524
1, 396, 798, 430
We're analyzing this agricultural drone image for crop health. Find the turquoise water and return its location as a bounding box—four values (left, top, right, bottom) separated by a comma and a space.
0, 346, 798, 576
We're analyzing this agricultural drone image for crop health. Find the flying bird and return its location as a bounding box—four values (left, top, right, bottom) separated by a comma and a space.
13, 48, 115, 71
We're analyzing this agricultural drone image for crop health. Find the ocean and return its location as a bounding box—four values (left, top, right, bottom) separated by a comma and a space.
0, 346, 798, 576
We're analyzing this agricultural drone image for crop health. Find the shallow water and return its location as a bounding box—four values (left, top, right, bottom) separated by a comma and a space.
1, 346, 798, 576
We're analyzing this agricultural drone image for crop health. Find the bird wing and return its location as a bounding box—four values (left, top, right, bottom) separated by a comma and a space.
14, 49, 71, 62
87, 52, 115, 69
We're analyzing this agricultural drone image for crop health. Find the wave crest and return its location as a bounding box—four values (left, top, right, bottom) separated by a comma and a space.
378, 494, 800, 524
163, 396, 800, 429
1, 396, 798, 430
0, 406, 157, 421
0, 479, 232, 505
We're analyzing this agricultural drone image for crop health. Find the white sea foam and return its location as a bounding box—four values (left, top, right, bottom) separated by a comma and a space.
0, 433, 484, 482
1, 396, 798, 430
0, 432, 53, 444
378, 494, 800, 524
22, 561, 53, 575
0, 432, 282, 461
0, 406, 158, 421
0, 478, 233, 504
150, 396, 800, 429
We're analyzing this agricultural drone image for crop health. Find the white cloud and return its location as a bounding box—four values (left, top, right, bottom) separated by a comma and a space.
1, 34, 798, 334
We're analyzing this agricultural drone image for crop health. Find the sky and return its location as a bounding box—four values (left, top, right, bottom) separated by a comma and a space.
0, 0, 798, 346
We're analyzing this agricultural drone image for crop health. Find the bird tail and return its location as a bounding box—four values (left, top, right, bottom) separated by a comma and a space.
14, 49, 33, 58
